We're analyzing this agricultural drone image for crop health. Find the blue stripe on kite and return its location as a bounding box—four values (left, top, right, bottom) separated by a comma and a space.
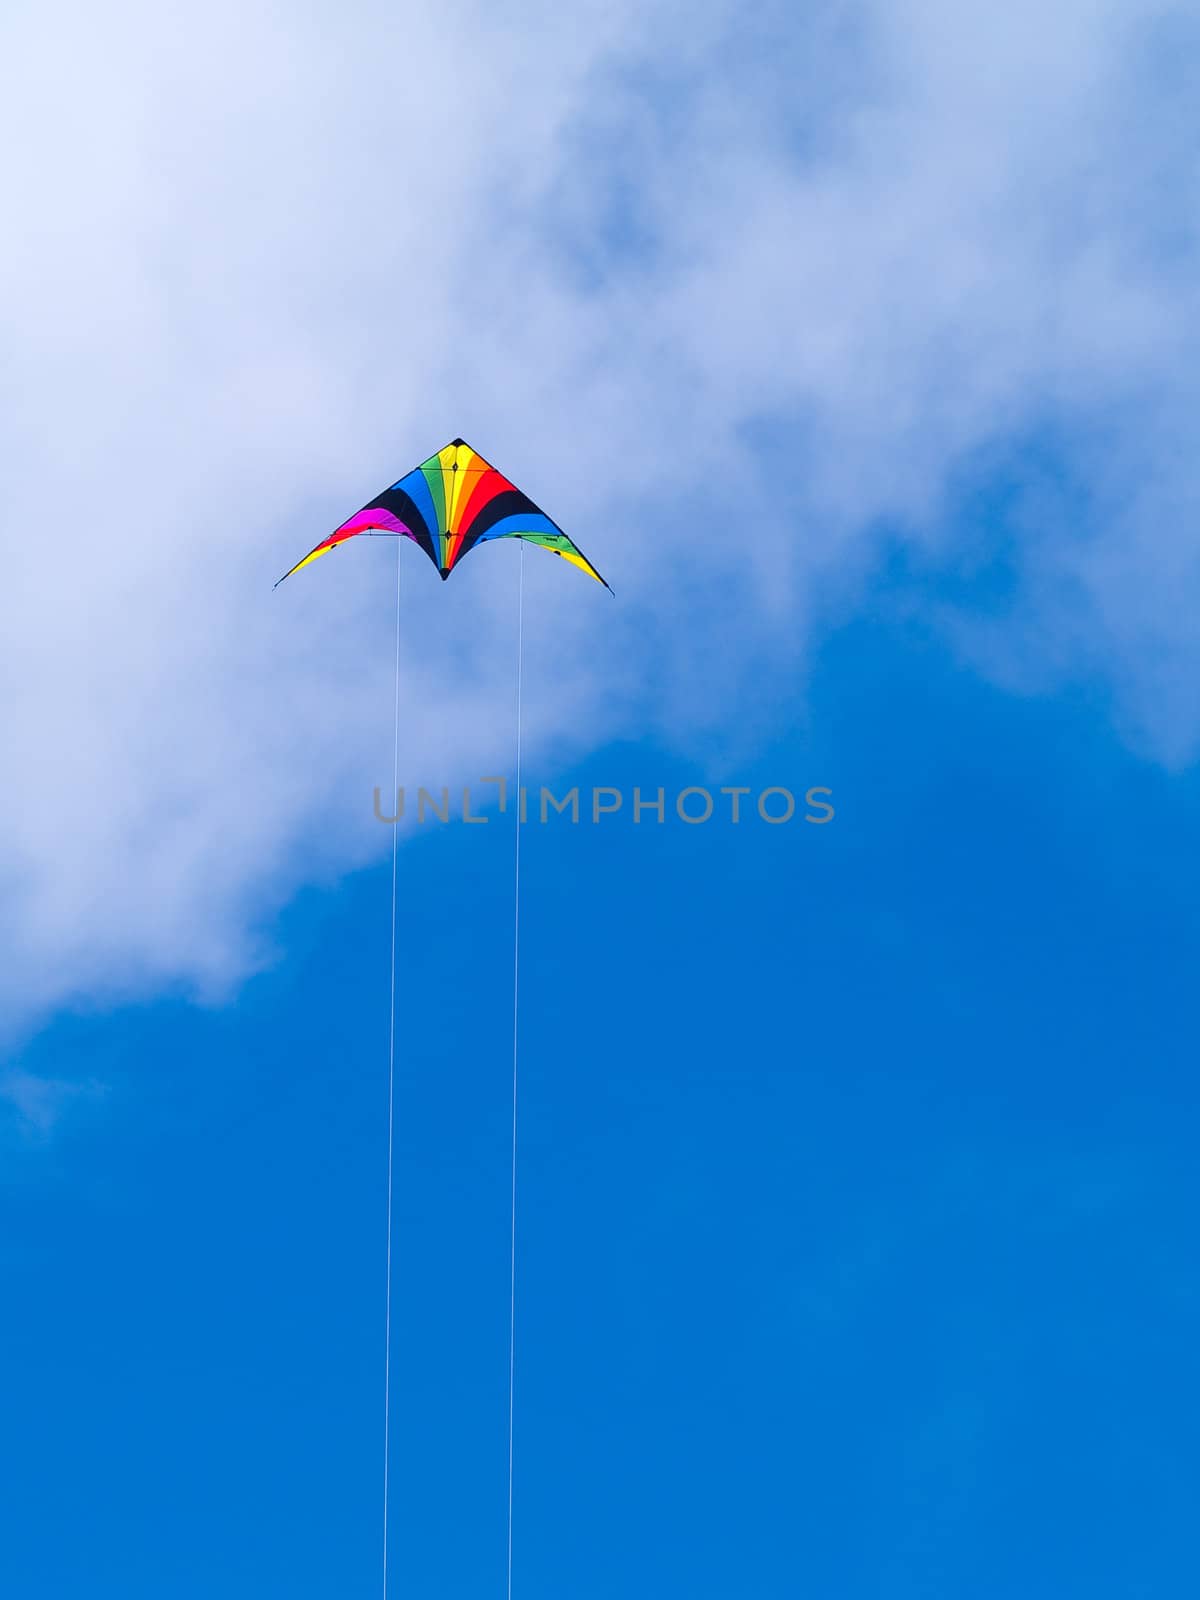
474, 512, 560, 543
392, 465, 440, 540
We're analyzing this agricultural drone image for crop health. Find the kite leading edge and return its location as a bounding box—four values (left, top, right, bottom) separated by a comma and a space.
275, 437, 611, 592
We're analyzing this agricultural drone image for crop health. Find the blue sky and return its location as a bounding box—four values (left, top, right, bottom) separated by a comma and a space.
4, 0, 1200, 1594
6, 545, 1199, 1595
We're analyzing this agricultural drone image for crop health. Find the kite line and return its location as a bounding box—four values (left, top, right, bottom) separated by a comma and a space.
507, 541, 525, 1600
383, 539, 401, 1600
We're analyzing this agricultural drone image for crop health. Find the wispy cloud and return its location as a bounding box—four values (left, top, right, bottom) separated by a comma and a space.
0, 1068, 105, 1138
2, 0, 1197, 1028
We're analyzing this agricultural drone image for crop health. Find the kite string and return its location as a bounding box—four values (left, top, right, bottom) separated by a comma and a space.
507, 541, 525, 1600
383, 538, 401, 1600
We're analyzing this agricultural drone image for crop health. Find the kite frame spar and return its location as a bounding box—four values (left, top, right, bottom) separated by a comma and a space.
274, 437, 612, 592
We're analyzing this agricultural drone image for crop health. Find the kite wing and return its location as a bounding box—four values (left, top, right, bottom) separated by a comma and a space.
275, 438, 610, 590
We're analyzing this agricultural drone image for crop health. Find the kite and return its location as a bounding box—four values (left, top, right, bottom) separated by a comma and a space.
275, 437, 610, 590
274, 434, 607, 1593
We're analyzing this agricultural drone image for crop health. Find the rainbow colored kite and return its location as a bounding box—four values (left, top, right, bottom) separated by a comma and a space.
276, 438, 609, 590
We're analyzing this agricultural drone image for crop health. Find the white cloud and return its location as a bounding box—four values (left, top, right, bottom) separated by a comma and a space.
2, 0, 1197, 1028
